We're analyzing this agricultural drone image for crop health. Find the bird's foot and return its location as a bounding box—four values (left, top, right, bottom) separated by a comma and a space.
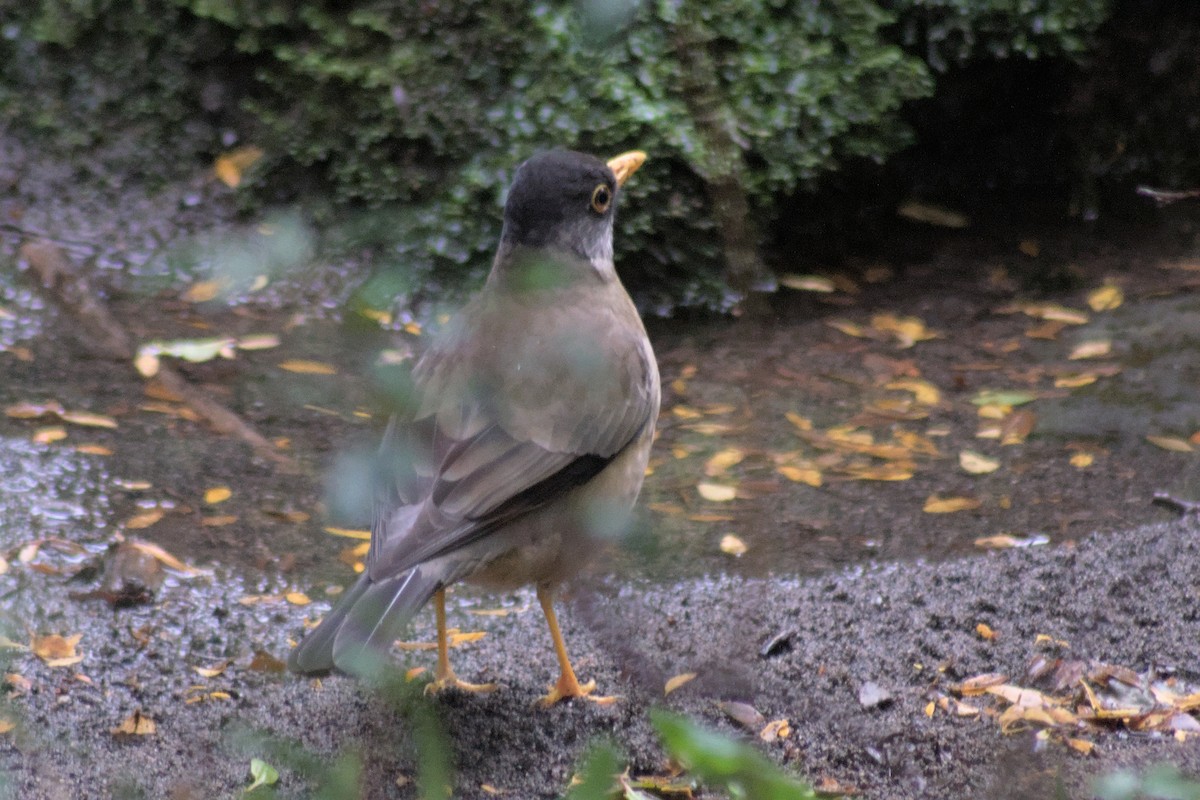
536, 676, 617, 708
424, 671, 497, 696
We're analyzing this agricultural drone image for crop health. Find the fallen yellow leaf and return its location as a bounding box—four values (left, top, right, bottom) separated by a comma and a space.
758, 718, 791, 742
75, 444, 114, 456
213, 145, 263, 189
959, 450, 1000, 474
111, 710, 156, 736
285, 592, 311, 606
976, 623, 997, 640
1086, 285, 1123, 312
664, 672, 697, 695
697, 483, 737, 502
204, 486, 232, 505
886, 378, 942, 406
193, 661, 229, 679
59, 410, 118, 428
1055, 373, 1097, 388
719, 534, 747, 556
31, 633, 82, 665
776, 465, 822, 487
779, 274, 836, 292
32, 426, 67, 444
124, 509, 165, 530
278, 359, 337, 375
181, 280, 223, 303
923, 495, 982, 514
1146, 435, 1193, 453
704, 448, 745, 476
324, 527, 372, 540
1070, 452, 1095, 468
127, 540, 205, 576
1068, 340, 1112, 360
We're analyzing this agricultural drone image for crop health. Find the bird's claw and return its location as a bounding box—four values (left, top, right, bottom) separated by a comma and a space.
536, 677, 618, 707
425, 674, 498, 696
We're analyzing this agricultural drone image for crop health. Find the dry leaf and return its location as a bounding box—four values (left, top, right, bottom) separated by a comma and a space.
1066, 738, 1095, 755
976, 623, 997, 640
193, 661, 229, 679
827, 319, 866, 339
886, 378, 941, 406
1087, 285, 1123, 312
235, 333, 281, 351
204, 486, 232, 504
671, 405, 704, 420
201, 514, 238, 527
779, 274, 836, 292
697, 483, 737, 502
324, 527, 371, 540
959, 451, 1000, 474
32, 427, 67, 444
1000, 410, 1037, 445
871, 313, 938, 348
923, 495, 982, 514
957, 673, 1009, 695
896, 200, 968, 228
776, 464, 822, 487
278, 360, 337, 375
1068, 340, 1112, 360
32, 633, 82, 666
59, 410, 117, 428
758, 718, 791, 742
124, 509, 165, 530
719, 534, 747, 556
664, 672, 697, 696
181, 280, 223, 303
75, 444, 114, 456
718, 700, 766, 731
1018, 239, 1040, 258
213, 145, 263, 188
285, 592, 311, 606
111, 709, 156, 736
1055, 373, 1098, 388
1070, 452, 1095, 468
704, 448, 745, 476
1146, 435, 1193, 453
126, 540, 206, 576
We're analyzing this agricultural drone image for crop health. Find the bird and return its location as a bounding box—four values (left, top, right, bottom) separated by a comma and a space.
289, 149, 660, 706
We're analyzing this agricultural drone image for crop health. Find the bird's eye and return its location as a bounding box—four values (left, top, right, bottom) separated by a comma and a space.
590, 183, 612, 214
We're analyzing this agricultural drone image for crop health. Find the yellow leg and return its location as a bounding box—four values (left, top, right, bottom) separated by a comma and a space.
536, 586, 617, 707
424, 588, 496, 695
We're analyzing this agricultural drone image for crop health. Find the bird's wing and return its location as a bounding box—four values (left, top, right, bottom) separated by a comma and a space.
367, 288, 657, 579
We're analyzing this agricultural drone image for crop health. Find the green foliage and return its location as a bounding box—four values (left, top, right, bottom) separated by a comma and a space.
651, 710, 817, 799
1094, 765, 1200, 800
0, 0, 1116, 308
890, 0, 1112, 71
563, 743, 624, 800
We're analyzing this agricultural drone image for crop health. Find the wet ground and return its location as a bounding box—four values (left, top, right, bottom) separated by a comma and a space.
1, 134, 1200, 798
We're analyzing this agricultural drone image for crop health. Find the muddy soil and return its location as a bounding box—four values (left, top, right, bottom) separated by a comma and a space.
1, 133, 1200, 798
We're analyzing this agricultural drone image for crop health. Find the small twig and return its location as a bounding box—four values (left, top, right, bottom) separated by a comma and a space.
1151, 492, 1200, 516
17, 240, 295, 469
1136, 186, 1200, 207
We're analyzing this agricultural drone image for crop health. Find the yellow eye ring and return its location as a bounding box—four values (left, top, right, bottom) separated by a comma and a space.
590, 183, 612, 214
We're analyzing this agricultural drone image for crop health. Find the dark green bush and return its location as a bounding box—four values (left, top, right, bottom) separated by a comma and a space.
0, 0, 1118, 310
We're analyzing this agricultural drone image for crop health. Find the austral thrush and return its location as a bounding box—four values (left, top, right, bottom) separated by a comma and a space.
289, 150, 659, 705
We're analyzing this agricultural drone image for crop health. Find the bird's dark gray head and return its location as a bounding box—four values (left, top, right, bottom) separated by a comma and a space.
499, 150, 621, 264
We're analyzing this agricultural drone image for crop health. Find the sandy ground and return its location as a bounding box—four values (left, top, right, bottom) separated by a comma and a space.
2, 512, 1198, 799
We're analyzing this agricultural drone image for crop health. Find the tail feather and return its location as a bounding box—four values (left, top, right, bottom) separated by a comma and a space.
287, 567, 441, 677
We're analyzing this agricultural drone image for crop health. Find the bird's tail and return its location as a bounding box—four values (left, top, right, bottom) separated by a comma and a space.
287, 566, 442, 677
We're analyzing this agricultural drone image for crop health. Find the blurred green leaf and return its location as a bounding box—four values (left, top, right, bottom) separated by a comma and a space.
650, 710, 817, 800
245, 758, 279, 794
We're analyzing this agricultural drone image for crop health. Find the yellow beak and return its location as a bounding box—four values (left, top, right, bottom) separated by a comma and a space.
607, 151, 647, 188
